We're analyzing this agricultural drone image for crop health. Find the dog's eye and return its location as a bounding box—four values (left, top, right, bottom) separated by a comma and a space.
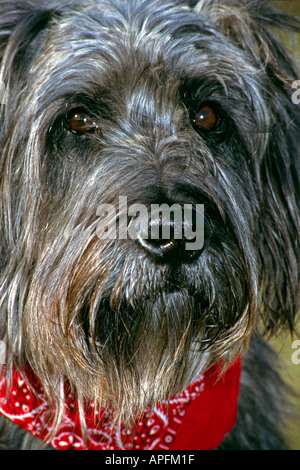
194, 104, 221, 132
67, 109, 101, 136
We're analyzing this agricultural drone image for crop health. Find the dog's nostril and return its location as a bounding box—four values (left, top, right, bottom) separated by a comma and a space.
137, 234, 182, 263
137, 230, 177, 259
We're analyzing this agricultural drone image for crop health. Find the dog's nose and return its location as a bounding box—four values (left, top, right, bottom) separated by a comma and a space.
137, 221, 182, 262
133, 206, 207, 263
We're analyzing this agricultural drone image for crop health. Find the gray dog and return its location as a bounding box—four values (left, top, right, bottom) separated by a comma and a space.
0, 0, 299, 450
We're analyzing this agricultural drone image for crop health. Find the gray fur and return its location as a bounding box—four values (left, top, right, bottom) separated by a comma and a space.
0, 0, 299, 449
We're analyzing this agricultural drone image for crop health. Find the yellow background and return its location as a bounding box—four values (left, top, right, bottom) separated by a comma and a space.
270, 1, 300, 450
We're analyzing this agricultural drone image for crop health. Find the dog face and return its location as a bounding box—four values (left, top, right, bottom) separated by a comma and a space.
0, 0, 299, 422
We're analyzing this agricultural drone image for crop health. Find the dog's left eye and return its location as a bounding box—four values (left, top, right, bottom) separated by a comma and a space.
67, 109, 101, 136
194, 104, 221, 133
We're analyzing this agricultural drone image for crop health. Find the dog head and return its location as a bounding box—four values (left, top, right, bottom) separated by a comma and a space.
0, 0, 299, 424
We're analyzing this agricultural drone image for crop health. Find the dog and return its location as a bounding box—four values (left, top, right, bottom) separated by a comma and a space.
0, 0, 299, 450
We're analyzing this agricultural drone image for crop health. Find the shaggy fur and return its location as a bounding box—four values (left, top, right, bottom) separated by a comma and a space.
0, 0, 299, 449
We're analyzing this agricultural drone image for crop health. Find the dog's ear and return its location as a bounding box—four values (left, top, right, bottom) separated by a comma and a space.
192, 0, 300, 82
192, 0, 300, 333
0, 2, 57, 110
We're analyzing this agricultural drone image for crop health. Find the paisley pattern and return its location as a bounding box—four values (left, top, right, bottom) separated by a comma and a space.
0, 359, 241, 450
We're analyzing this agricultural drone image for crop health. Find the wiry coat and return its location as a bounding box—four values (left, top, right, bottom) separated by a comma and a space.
0, 0, 299, 449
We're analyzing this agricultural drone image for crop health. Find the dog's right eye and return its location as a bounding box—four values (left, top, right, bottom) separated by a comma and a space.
191, 101, 230, 142
194, 104, 221, 133
67, 108, 101, 136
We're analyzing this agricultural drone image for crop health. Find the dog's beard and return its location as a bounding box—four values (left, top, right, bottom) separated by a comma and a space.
19, 189, 256, 422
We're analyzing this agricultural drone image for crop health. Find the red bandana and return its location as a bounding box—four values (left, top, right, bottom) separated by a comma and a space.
0, 358, 241, 450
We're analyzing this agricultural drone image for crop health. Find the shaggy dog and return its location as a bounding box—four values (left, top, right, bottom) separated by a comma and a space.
0, 0, 299, 450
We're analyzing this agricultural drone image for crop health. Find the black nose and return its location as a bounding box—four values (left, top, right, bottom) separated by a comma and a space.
134, 207, 207, 263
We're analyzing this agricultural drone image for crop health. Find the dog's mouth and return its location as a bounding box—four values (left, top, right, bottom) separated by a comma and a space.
79, 291, 212, 408
73, 252, 251, 415
78, 218, 250, 365
70, 189, 252, 362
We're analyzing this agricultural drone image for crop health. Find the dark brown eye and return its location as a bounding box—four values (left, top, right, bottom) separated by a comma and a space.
68, 109, 101, 135
194, 104, 221, 132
